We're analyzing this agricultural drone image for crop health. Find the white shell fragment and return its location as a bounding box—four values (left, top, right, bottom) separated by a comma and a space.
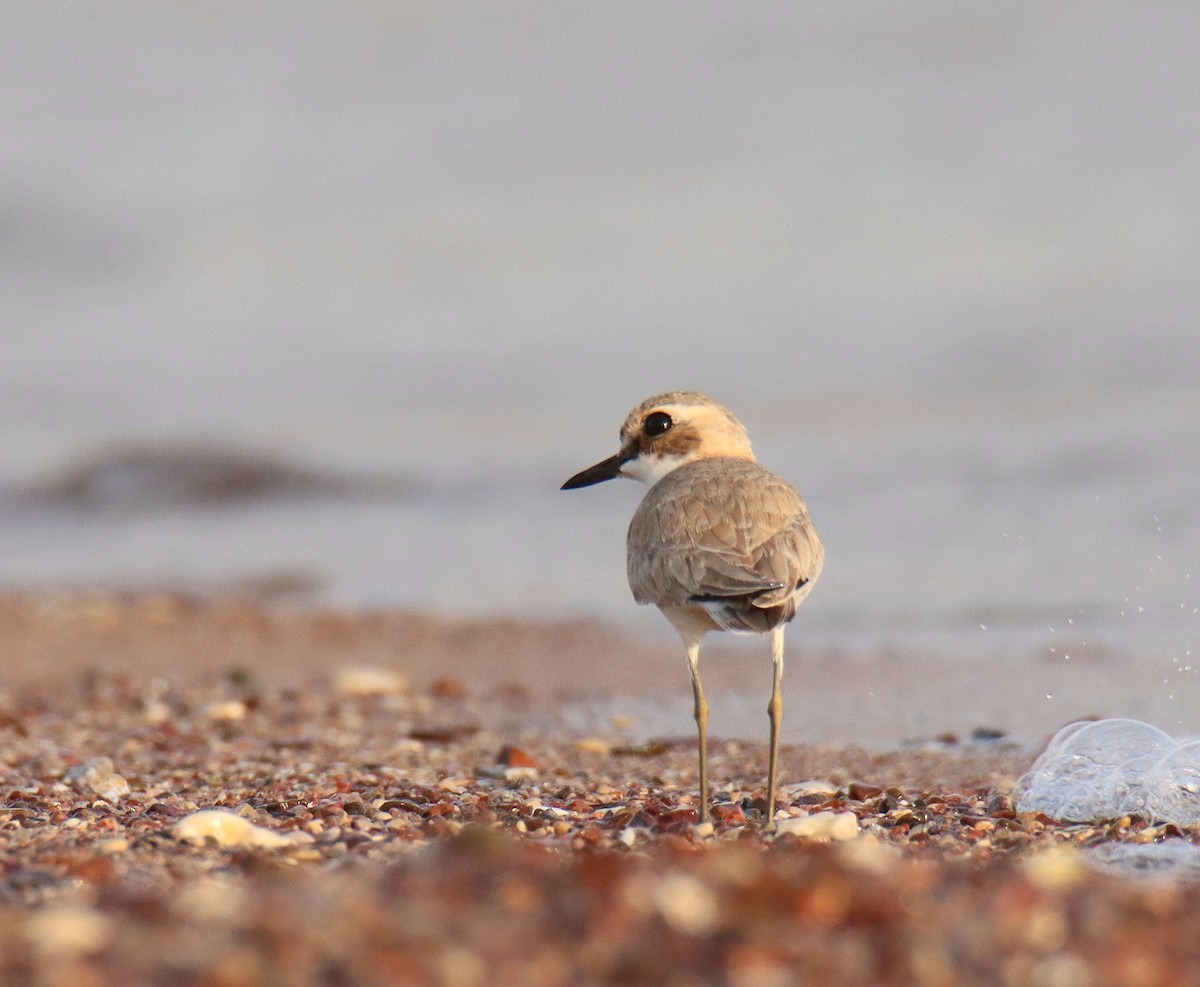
63, 757, 130, 801
203, 699, 248, 721
173, 809, 307, 849
653, 872, 720, 935
781, 780, 840, 799
25, 905, 113, 957
332, 666, 408, 696
774, 811, 860, 841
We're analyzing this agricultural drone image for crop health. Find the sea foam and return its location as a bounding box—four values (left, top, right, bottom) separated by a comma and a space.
1015, 718, 1200, 824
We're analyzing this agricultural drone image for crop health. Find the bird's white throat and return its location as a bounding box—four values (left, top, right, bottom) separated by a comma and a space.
620, 453, 694, 487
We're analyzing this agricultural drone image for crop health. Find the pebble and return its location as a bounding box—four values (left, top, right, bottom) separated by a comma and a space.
173, 810, 307, 849
775, 811, 860, 841
837, 835, 899, 875
576, 738, 613, 755
496, 745, 539, 769
204, 699, 248, 721
437, 947, 486, 987
1022, 845, 1086, 891
174, 877, 247, 923
25, 905, 113, 957
653, 873, 720, 935
332, 666, 408, 696
64, 757, 130, 801
143, 699, 173, 725
783, 780, 841, 798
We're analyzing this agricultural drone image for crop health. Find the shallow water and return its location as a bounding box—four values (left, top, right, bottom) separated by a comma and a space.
1, 4, 1198, 722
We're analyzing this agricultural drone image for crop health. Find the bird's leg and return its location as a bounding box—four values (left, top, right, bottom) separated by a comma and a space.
766, 625, 786, 829
684, 640, 711, 823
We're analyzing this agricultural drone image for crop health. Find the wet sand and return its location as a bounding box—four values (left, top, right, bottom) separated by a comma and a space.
1, 593, 1199, 984
3, 591, 1192, 747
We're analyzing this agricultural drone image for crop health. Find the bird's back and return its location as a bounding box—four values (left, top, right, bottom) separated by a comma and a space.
626, 458, 824, 633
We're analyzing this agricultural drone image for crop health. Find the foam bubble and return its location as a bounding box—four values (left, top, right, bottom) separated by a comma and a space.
1015, 718, 1200, 824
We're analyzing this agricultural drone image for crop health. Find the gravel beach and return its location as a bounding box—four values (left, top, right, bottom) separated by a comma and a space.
1, 593, 1199, 985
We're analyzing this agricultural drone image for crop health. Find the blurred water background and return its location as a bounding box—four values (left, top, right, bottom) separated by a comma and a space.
2, 4, 1198, 720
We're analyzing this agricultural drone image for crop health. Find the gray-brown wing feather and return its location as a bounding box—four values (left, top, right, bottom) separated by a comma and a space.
626, 459, 823, 630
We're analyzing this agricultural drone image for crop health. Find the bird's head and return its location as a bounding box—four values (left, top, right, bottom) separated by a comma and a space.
562, 391, 755, 490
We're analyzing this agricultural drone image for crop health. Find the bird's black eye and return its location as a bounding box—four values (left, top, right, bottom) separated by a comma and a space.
643, 411, 673, 437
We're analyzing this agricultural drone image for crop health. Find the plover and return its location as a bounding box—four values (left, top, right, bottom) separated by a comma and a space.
562, 391, 824, 825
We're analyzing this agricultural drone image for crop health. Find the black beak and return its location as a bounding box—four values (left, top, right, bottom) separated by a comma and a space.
561, 452, 629, 490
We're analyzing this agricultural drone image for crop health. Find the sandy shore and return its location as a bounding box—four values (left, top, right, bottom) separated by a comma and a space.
5, 591, 1181, 749
0, 593, 1198, 985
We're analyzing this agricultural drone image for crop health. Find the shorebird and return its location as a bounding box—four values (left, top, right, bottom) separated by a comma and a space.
562, 391, 823, 825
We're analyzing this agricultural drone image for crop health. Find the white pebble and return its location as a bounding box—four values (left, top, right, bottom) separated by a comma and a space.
837, 834, 899, 874
143, 700, 172, 725
653, 872, 719, 934
173, 809, 306, 849
63, 757, 130, 801
781, 779, 840, 798
774, 811, 860, 841
174, 876, 248, 923
204, 699, 248, 721
26, 905, 112, 957
1022, 846, 1086, 891
501, 766, 538, 781
333, 666, 408, 696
